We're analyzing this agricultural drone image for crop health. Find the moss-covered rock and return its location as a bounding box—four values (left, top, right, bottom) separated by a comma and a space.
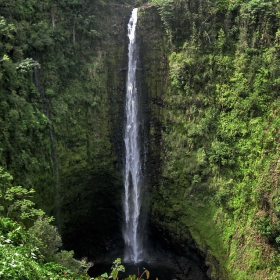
139, 1, 280, 279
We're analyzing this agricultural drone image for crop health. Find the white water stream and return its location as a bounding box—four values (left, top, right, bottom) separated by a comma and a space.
123, 8, 145, 263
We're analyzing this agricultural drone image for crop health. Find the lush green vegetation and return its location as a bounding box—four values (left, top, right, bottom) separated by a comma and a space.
0, 0, 133, 248
2, 0, 280, 278
0, 167, 149, 279
0, 217, 91, 280
0, 167, 90, 279
0, 0, 134, 277
0, 0, 125, 212
146, 0, 280, 278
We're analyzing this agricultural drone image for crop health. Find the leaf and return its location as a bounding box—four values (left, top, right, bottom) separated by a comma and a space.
144, 270, 150, 279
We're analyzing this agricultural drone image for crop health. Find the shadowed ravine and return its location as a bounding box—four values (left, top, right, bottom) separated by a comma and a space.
88, 8, 210, 280
2, 0, 280, 279
61, 169, 210, 279
86, 229, 210, 280
84, 9, 210, 279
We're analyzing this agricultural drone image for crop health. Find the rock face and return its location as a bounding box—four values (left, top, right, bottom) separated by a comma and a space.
137, 5, 214, 278
2, 1, 280, 279
137, 2, 280, 279
137, 5, 170, 188
59, 3, 132, 259
44, 3, 280, 279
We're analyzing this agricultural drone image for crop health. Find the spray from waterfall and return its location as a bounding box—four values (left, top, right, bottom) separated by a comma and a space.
123, 8, 146, 263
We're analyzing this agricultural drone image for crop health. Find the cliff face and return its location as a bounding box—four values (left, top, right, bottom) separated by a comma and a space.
138, 1, 280, 279
2, 0, 280, 279
51, 3, 134, 257
0, 0, 134, 256
137, 5, 170, 189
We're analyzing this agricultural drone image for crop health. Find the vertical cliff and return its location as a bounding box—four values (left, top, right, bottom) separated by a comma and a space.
137, 4, 170, 188
2, 0, 280, 278
138, 1, 280, 279
0, 0, 135, 257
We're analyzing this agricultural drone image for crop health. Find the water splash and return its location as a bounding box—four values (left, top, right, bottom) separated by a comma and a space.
123, 8, 145, 263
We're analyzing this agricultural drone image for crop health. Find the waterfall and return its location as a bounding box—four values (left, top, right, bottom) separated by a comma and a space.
123, 8, 145, 263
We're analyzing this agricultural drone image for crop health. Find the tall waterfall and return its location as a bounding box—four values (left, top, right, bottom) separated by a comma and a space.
123, 8, 145, 263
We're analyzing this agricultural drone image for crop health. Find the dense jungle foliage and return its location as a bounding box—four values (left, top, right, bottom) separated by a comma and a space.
0, 169, 148, 280
0, 0, 137, 278
1, 0, 280, 279
147, 0, 280, 279
0, 0, 132, 214
0, 0, 140, 245
0, 167, 90, 279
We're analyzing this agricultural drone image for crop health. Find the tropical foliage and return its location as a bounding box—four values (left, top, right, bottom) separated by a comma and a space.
0, 168, 90, 279
0, 0, 131, 256
147, 0, 280, 278
2, 0, 280, 279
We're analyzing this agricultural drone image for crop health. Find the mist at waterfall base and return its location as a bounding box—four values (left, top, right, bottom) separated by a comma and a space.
86, 233, 210, 280
86, 232, 210, 279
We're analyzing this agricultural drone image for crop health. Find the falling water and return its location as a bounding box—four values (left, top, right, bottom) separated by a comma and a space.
123, 8, 145, 263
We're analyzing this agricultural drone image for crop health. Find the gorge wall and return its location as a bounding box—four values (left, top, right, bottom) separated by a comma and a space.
1, 0, 280, 279
139, 1, 280, 279
0, 0, 133, 258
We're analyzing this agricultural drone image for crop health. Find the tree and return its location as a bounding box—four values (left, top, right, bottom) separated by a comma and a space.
0, 167, 44, 221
